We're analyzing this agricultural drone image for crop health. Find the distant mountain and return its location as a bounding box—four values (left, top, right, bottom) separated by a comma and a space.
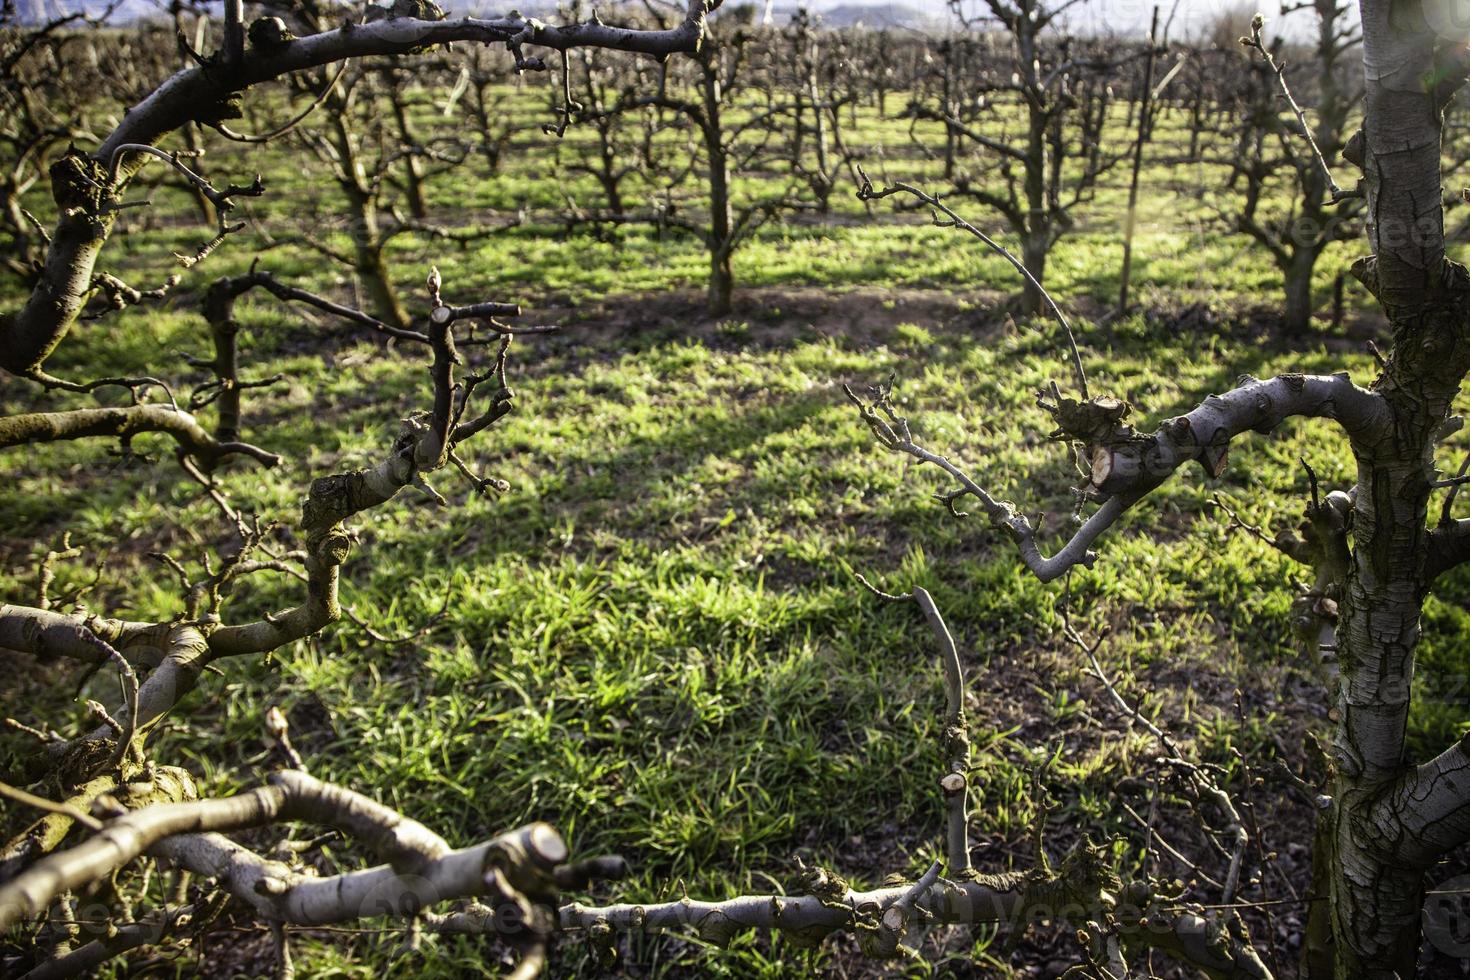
817, 3, 937, 28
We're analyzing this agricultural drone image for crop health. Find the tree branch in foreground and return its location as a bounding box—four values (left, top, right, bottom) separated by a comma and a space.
0, 405, 280, 467
0, 270, 530, 791
558, 577, 1274, 979
844, 370, 1384, 584
844, 178, 1386, 583
1, 770, 575, 979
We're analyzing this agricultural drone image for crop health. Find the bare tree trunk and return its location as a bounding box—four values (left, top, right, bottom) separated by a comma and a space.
791, 85, 805, 161
1282, 249, 1317, 335
325, 106, 411, 332
1020, 111, 1049, 316
1302, 812, 1335, 980
386, 78, 429, 220
599, 167, 625, 214
202, 278, 244, 445
1189, 93, 1203, 160
1327, 3, 1470, 974
701, 58, 734, 317
709, 243, 733, 317
808, 47, 831, 214
941, 42, 959, 181
353, 216, 410, 332
1021, 233, 1048, 315
1331, 271, 1345, 330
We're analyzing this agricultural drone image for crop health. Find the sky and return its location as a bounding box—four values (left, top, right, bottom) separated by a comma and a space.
1071, 0, 1305, 37
1070, 0, 1330, 38
878, 0, 1330, 39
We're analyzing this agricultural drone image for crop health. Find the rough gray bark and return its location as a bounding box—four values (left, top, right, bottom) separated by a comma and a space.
1319, 3, 1470, 973
848, 7, 1470, 965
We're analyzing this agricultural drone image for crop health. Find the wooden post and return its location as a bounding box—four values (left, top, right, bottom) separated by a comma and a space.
1118, 7, 1160, 314
222, 0, 244, 65
1331, 270, 1345, 331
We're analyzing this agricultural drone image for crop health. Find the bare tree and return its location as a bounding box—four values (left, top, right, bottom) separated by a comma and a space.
907, 32, 985, 181
614, 16, 795, 315
462, 44, 525, 176
1204, 2, 1363, 334
781, 10, 864, 215
836, 0, 1470, 970
287, 61, 500, 330
548, 45, 652, 216
917, 0, 1133, 314
0, 3, 719, 974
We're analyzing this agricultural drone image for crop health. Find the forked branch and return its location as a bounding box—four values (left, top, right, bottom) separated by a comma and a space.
844, 372, 1384, 584
1, 771, 572, 980
1239, 13, 1356, 203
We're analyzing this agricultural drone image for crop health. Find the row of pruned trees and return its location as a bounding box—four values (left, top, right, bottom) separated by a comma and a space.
4, 0, 1470, 976
0, 1, 1397, 330
0, 3, 1290, 977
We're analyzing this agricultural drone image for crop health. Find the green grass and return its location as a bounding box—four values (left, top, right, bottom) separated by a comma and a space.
2, 70, 1469, 979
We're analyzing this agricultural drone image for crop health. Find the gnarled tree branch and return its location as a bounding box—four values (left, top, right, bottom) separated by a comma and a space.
0, 405, 280, 466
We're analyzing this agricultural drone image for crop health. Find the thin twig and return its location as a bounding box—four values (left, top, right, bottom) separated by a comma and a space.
213, 63, 348, 144
855, 573, 971, 877
1060, 576, 1247, 902
854, 165, 1089, 400
1440, 450, 1470, 525
1240, 15, 1354, 202
0, 781, 104, 832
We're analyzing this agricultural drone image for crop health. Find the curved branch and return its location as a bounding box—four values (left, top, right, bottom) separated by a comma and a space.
1375, 731, 1470, 866
856, 578, 973, 877
212, 62, 348, 144
0, 605, 170, 665
1115, 906, 1275, 980
0, 782, 281, 929
0, 774, 122, 887
855, 169, 1088, 400
0, 769, 566, 934
9, 279, 523, 785
0, 406, 280, 467
1427, 518, 1470, 580
98, 3, 723, 163
846, 372, 1386, 584
203, 424, 435, 658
